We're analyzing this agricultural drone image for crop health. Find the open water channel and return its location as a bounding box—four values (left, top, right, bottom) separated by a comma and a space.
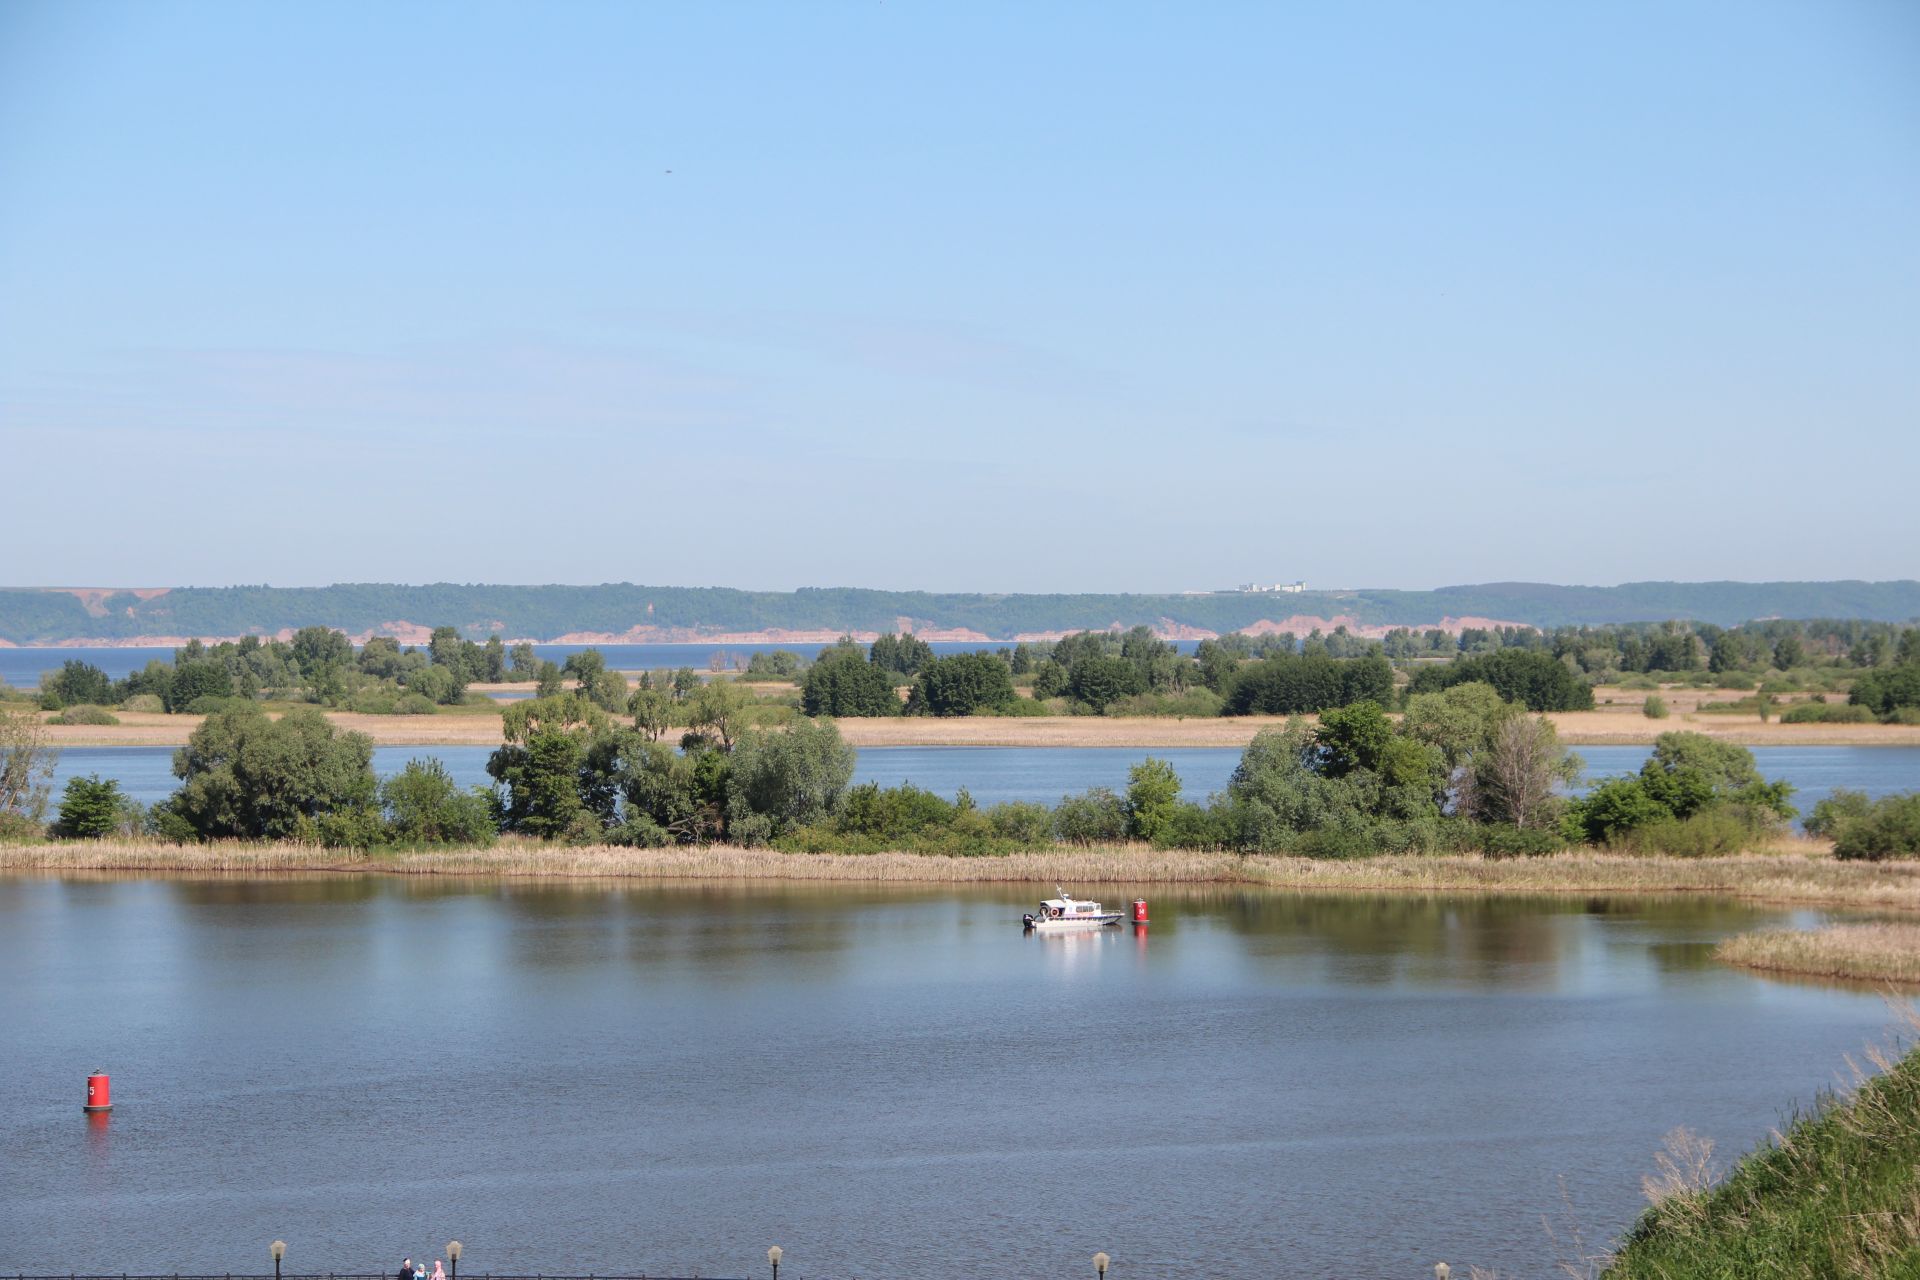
0, 877, 1903, 1277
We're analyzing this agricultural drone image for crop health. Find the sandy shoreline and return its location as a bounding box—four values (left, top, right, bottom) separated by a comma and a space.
26, 705, 1920, 749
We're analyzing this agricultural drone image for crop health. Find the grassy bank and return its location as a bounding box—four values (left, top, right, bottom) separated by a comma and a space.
11, 841, 1920, 911
1716, 923, 1920, 985
1603, 1020, 1920, 1278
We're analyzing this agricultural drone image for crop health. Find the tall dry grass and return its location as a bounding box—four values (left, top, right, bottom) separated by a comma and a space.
1716, 923, 1920, 984
10, 840, 1920, 910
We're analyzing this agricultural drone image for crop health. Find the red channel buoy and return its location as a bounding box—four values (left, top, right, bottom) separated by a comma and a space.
84, 1072, 112, 1112
1132, 898, 1149, 924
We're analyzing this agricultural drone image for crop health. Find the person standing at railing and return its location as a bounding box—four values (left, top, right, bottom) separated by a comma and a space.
433, 1260, 445, 1280
399, 1257, 413, 1280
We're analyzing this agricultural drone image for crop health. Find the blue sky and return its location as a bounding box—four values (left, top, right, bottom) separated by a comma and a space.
2, 1, 1915, 592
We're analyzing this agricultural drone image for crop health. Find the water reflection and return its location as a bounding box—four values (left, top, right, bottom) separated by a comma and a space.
0, 874, 1893, 1279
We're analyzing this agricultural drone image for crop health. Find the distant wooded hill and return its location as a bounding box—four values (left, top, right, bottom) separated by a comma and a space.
3, 581, 1918, 644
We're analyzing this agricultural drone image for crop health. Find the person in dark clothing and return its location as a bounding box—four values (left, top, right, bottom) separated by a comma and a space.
399, 1259, 413, 1280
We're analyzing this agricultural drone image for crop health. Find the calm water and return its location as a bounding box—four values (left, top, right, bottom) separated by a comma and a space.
45, 744, 1920, 820
0, 878, 1894, 1276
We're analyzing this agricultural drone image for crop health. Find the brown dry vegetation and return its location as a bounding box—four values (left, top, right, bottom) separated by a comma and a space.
33, 704, 1920, 749
12, 842, 1920, 914
1716, 923, 1920, 984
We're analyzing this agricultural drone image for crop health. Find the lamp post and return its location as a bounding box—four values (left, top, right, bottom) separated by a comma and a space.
270, 1240, 286, 1280
447, 1242, 462, 1280
768, 1245, 782, 1280
1093, 1251, 1109, 1279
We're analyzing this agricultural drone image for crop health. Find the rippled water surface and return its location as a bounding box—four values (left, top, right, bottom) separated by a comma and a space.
0, 877, 1896, 1277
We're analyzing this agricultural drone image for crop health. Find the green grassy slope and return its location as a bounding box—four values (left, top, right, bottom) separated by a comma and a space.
1603, 1037, 1920, 1279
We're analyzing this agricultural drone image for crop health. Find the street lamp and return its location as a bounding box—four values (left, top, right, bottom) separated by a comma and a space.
447, 1242, 462, 1280
1093, 1252, 1109, 1279
768, 1245, 782, 1280
270, 1240, 286, 1280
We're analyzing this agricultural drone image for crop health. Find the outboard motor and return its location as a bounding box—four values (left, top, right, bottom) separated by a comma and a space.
1022, 913, 1036, 930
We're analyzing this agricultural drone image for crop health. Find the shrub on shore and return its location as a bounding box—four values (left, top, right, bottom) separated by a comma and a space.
1642, 694, 1668, 719
49, 704, 120, 726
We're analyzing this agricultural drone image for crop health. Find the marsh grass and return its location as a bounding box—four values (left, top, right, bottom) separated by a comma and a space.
1603, 1010, 1920, 1278
9, 841, 1920, 911
1716, 923, 1920, 984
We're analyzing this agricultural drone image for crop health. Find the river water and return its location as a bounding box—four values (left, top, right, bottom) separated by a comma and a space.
0, 877, 1896, 1277
43, 744, 1920, 822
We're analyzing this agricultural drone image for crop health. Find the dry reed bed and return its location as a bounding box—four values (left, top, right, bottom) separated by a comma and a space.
9, 841, 1920, 910
1715, 923, 1920, 984
33, 706, 1920, 749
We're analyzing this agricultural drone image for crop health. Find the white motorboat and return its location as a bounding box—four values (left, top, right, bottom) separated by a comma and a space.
1022, 889, 1123, 931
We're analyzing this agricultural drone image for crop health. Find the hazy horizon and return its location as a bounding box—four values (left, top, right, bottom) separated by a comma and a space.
3, 2, 1915, 591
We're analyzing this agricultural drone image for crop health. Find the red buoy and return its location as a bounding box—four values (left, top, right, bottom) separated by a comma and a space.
84, 1072, 112, 1112
1132, 898, 1149, 924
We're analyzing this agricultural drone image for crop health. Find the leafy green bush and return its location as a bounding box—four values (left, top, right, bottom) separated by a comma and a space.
984, 801, 1055, 845
49, 704, 120, 726
122, 693, 165, 713
1804, 788, 1872, 839
380, 758, 496, 846
1642, 694, 1669, 720
1831, 793, 1920, 862
1109, 689, 1224, 718
1478, 823, 1566, 857
1714, 672, 1756, 690
52, 775, 128, 838
1052, 787, 1128, 844
1779, 702, 1875, 724
979, 695, 1055, 717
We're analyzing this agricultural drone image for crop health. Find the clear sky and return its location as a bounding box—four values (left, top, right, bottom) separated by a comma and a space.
2, 1, 1915, 593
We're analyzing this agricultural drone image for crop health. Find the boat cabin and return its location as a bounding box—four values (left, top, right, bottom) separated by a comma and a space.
1036, 896, 1105, 920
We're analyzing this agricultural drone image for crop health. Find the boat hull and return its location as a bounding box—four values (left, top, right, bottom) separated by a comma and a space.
1025, 915, 1123, 931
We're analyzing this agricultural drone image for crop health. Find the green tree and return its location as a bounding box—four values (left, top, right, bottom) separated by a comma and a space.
686, 680, 755, 750
52, 774, 128, 838
907, 653, 1017, 716
802, 647, 901, 717
1314, 701, 1394, 778
1125, 757, 1182, 842
1462, 716, 1579, 829
0, 706, 56, 833
1405, 649, 1593, 711
869, 632, 935, 675
42, 660, 114, 709
509, 642, 538, 677
162, 706, 378, 841
380, 758, 496, 845
1068, 655, 1144, 714
166, 660, 235, 711
628, 687, 677, 742
724, 719, 856, 840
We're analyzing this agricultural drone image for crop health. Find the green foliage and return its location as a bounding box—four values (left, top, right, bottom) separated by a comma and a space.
907, 653, 1017, 716
1642, 693, 1669, 719
162, 706, 377, 841
1052, 787, 1128, 844
723, 719, 856, 840
801, 647, 901, 717
1125, 757, 1181, 841
49, 704, 120, 726
1222, 653, 1393, 715
1779, 701, 1874, 724
380, 758, 496, 846
1313, 702, 1394, 777
869, 632, 933, 675
1068, 654, 1146, 713
1804, 788, 1872, 839
1476, 823, 1566, 858
1851, 663, 1920, 720
52, 775, 127, 838
1565, 733, 1792, 850
1828, 793, 1920, 862
836, 782, 961, 841
1406, 649, 1593, 711
165, 660, 235, 711
42, 659, 114, 709
1604, 1043, 1920, 1279
743, 649, 804, 679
